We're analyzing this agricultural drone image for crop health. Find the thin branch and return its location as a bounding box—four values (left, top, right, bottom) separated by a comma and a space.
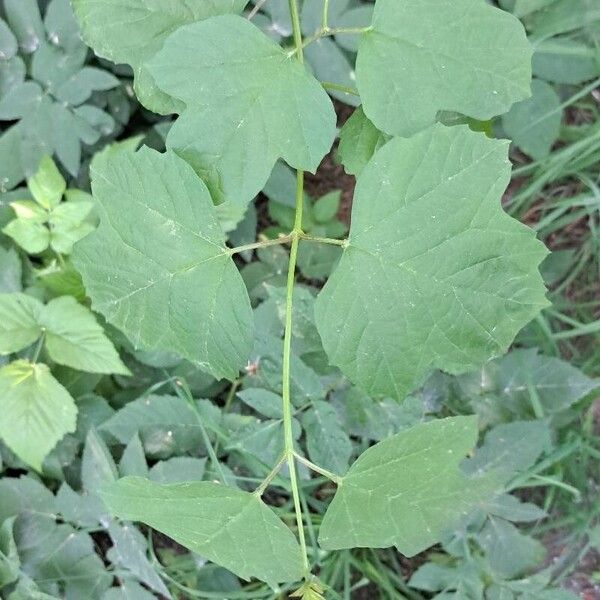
294, 452, 342, 484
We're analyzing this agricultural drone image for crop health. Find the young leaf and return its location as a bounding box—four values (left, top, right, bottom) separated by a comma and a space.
27, 155, 66, 210
101, 477, 304, 587
318, 416, 497, 556
72, 145, 254, 381
356, 0, 532, 136
315, 124, 548, 400
0, 360, 77, 471
502, 79, 562, 160
72, 0, 249, 114
147, 14, 336, 211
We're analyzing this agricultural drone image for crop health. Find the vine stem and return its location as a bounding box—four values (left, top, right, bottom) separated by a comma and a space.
282, 169, 311, 578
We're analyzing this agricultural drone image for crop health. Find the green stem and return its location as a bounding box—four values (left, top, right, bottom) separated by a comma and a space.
299, 232, 347, 247
294, 451, 342, 484
172, 378, 226, 484
322, 0, 330, 30
291, 25, 372, 54
228, 234, 292, 255
282, 0, 312, 579
282, 171, 311, 577
253, 452, 287, 497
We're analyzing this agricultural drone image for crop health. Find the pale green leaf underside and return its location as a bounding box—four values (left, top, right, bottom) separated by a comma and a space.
356, 0, 532, 136
72, 145, 254, 381
72, 0, 248, 114
318, 416, 497, 556
0, 360, 77, 470
148, 14, 336, 212
101, 477, 304, 587
315, 124, 548, 399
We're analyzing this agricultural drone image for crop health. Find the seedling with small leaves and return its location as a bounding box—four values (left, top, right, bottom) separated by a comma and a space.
63, 0, 549, 594
2, 155, 95, 255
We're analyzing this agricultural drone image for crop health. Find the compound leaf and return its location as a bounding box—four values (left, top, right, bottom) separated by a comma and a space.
318, 417, 496, 556
356, 0, 532, 136
72, 145, 254, 381
72, 0, 248, 114
315, 124, 548, 399
148, 14, 336, 214
0, 360, 77, 471
101, 477, 304, 587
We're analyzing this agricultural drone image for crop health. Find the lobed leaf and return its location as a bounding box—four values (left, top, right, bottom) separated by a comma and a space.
315, 124, 548, 399
101, 477, 304, 587
318, 416, 497, 556
72, 144, 254, 380
147, 14, 336, 214
356, 0, 532, 136
72, 0, 248, 114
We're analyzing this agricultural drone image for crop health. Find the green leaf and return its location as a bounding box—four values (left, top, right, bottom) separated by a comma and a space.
72, 0, 248, 114
0, 18, 18, 60
312, 191, 341, 224
148, 456, 207, 484
318, 416, 497, 556
107, 522, 171, 598
2, 215, 51, 254
237, 388, 284, 419
40, 296, 129, 375
3, 0, 44, 54
302, 400, 352, 475
0, 517, 19, 587
355, 0, 532, 136
459, 348, 597, 417
148, 14, 336, 212
502, 79, 562, 160
532, 38, 600, 85
72, 144, 253, 381
0, 245, 22, 293
48, 199, 94, 254
336, 106, 388, 176
119, 434, 148, 478
333, 388, 426, 441
15, 515, 112, 598
315, 124, 548, 399
0, 360, 77, 470
101, 395, 211, 458
463, 421, 552, 482
101, 477, 304, 587
28, 155, 66, 210
82, 429, 118, 496
477, 517, 546, 578
0, 293, 42, 354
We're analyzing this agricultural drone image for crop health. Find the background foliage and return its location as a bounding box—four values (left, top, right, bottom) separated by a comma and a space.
0, 0, 600, 598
